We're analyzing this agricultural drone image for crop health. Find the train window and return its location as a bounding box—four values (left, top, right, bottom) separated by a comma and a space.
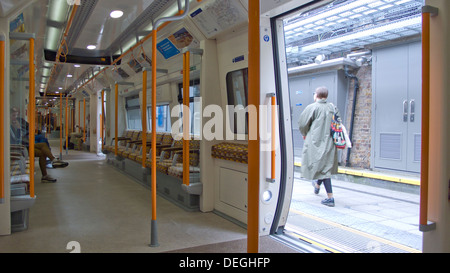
147, 104, 172, 132
125, 96, 142, 130
178, 80, 201, 136
226, 68, 248, 134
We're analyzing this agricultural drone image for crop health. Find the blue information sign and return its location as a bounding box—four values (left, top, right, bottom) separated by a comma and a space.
157, 38, 181, 59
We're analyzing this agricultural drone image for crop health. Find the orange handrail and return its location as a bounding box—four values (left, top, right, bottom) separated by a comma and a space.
115, 83, 118, 156
45, 4, 78, 96
247, 0, 260, 253
141, 69, 148, 168
150, 28, 158, 247
65, 96, 68, 154
75, 13, 181, 94
83, 98, 86, 142
271, 96, 276, 181
78, 100, 81, 133
0, 37, 5, 202
101, 89, 105, 151
29, 38, 36, 198
420, 9, 431, 230
183, 51, 190, 186
59, 92, 63, 159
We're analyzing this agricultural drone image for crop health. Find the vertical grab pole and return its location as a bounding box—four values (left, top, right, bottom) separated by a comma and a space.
115, 83, 119, 156
101, 89, 105, 151
59, 92, 63, 159
0, 36, 5, 203
271, 96, 276, 181
419, 6, 437, 232
65, 96, 68, 155
142, 69, 148, 168
149, 28, 159, 248
183, 51, 190, 186
29, 37, 36, 198
48, 109, 51, 134
83, 98, 86, 143
248, 0, 260, 253
78, 100, 81, 133
148, 0, 190, 248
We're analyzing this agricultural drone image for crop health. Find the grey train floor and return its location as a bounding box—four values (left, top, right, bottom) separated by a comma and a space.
0, 140, 297, 253
1, 139, 422, 253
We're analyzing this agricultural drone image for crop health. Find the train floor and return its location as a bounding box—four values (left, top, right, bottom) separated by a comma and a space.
1, 139, 297, 253
284, 170, 422, 253
1, 139, 422, 253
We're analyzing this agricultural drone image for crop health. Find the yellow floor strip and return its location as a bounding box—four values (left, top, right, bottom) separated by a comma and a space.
286, 230, 342, 253
294, 162, 420, 186
290, 208, 422, 253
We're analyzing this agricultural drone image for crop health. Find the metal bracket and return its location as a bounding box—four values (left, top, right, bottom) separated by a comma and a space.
181, 48, 204, 56
0, 34, 5, 41
115, 81, 135, 86
419, 221, 436, 232
266, 178, 275, 183
181, 183, 203, 195
266, 92, 276, 98
9, 32, 35, 40
422, 5, 438, 16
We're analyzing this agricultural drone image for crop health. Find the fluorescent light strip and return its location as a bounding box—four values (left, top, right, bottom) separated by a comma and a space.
301, 16, 421, 52
285, 0, 379, 32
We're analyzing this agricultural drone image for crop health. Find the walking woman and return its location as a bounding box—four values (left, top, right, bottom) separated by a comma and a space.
298, 86, 341, 207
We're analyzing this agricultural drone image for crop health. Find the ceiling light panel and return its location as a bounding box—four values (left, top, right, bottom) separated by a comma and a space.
283, 0, 424, 67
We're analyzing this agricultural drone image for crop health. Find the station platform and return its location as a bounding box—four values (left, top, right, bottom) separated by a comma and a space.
285, 161, 422, 253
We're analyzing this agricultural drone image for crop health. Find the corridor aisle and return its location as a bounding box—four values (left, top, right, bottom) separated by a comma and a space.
1, 140, 246, 253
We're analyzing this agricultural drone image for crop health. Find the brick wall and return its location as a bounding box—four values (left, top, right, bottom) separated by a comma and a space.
341, 65, 372, 169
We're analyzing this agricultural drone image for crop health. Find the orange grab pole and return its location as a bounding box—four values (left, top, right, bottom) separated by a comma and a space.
420, 10, 431, 230
247, 0, 260, 253
142, 69, 148, 168
115, 83, 118, 156
83, 98, 86, 142
59, 92, 63, 159
183, 51, 190, 186
0, 37, 5, 202
65, 96, 68, 155
29, 38, 36, 198
101, 89, 105, 151
78, 100, 81, 133
75, 13, 181, 94
271, 96, 276, 181
149, 28, 159, 247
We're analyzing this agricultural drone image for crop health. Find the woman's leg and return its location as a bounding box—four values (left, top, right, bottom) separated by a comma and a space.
322, 178, 333, 199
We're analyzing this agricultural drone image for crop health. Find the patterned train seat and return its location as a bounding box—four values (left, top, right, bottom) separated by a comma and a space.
211, 142, 248, 164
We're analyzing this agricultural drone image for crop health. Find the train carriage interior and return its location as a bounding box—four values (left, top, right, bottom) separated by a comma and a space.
0, 0, 449, 255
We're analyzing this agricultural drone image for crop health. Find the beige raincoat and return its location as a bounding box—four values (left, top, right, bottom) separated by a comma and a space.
298, 99, 340, 180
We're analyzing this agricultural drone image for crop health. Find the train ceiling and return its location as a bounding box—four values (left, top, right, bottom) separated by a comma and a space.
8, 0, 186, 102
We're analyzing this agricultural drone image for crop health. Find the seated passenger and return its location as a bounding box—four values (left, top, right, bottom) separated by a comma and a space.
11, 107, 68, 183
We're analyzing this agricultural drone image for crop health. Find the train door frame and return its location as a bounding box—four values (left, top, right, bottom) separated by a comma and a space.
267, 0, 334, 235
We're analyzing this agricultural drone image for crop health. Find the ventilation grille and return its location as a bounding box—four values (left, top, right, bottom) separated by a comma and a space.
379, 133, 401, 160
414, 134, 421, 162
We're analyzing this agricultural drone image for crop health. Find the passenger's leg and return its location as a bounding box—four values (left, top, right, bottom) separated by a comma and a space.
320, 178, 335, 207
34, 148, 48, 177
35, 142, 68, 168
322, 178, 333, 198
35, 142, 55, 161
